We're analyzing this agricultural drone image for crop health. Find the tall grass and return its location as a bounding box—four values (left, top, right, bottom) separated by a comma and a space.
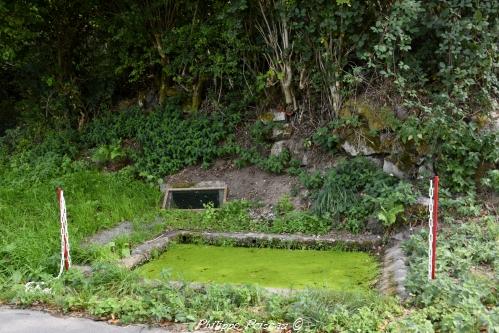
0, 170, 160, 275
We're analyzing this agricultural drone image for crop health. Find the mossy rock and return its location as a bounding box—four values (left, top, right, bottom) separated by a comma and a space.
258, 112, 274, 123
358, 104, 393, 131
339, 100, 355, 119
340, 100, 394, 131
339, 126, 390, 155
415, 142, 431, 155
379, 133, 399, 153
387, 152, 418, 172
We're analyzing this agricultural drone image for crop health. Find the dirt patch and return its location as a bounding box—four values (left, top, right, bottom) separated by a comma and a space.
165, 159, 302, 208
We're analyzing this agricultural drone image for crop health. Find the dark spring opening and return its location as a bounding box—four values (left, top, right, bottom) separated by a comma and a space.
170, 189, 221, 209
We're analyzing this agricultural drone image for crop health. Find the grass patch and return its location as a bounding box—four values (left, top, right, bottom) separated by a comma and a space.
137, 243, 379, 291
0, 170, 160, 274
158, 200, 331, 235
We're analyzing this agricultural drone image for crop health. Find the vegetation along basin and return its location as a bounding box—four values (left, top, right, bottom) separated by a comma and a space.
137, 243, 379, 291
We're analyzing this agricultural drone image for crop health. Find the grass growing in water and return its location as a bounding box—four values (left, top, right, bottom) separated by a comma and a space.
137, 243, 379, 291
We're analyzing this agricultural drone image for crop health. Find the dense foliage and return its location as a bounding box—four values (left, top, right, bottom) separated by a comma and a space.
2, 0, 497, 192
83, 104, 236, 177
1, 0, 498, 331
303, 158, 416, 232
399, 218, 498, 332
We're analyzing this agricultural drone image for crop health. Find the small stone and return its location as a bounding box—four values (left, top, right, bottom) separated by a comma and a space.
367, 156, 383, 168
271, 124, 292, 140
341, 140, 376, 156
417, 162, 435, 179
488, 109, 499, 131
365, 216, 384, 235
392, 232, 406, 242
258, 112, 274, 123
416, 196, 431, 206
272, 111, 286, 122
394, 105, 409, 120
301, 152, 309, 166
285, 138, 309, 165
195, 180, 227, 188
270, 140, 288, 156
159, 183, 168, 193
383, 159, 407, 179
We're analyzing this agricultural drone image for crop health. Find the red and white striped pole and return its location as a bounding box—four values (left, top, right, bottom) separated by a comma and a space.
56, 187, 71, 277
428, 176, 439, 280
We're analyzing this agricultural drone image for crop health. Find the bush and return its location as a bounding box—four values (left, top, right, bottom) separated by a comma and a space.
0, 127, 85, 186
310, 158, 417, 233
402, 217, 498, 332
370, 0, 499, 193
83, 104, 235, 178
90, 140, 127, 167
481, 169, 499, 193
272, 211, 330, 234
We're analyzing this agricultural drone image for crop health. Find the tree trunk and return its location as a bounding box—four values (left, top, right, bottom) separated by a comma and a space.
159, 70, 168, 106
154, 33, 170, 106
329, 80, 341, 115
281, 63, 296, 110
191, 78, 205, 112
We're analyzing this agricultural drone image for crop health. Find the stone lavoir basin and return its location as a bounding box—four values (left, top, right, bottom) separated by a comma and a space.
136, 243, 379, 292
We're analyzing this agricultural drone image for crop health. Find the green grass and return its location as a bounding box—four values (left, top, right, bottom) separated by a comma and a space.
157, 200, 331, 235
137, 243, 379, 291
0, 170, 160, 274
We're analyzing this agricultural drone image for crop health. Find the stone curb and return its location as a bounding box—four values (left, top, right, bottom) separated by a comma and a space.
379, 231, 412, 299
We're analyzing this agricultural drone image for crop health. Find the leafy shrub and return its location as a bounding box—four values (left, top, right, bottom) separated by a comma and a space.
83, 104, 235, 178
312, 125, 340, 152
0, 127, 86, 186
275, 195, 294, 216
369, 0, 499, 193
402, 217, 498, 332
200, 201, 254, 232
91, 140, 126, 167
234, 146, 291, 174
249, 120, 274, 144
299, 170, 325, 190
433, 119, 498, 193
310, 158, 417, 232
272, 211, 330, 234
439, 190, 482, 218
481, 169, 499, 193
258, 150, 292, 174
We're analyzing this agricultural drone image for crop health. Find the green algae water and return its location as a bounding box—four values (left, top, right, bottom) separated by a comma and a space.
137, 244, 379, 291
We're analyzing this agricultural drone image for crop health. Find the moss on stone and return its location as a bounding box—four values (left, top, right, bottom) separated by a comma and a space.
340, 100, 395, 131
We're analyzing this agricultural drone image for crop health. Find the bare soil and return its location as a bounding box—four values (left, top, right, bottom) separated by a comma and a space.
165, 159, 302, 208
